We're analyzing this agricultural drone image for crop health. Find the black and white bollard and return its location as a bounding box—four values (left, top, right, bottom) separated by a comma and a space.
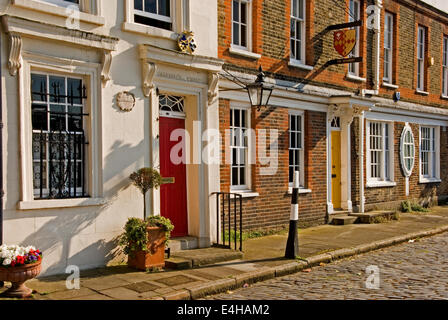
285, 171, 299, 259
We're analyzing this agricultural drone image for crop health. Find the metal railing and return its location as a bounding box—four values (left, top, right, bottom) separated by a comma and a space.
212, 192, 243, 251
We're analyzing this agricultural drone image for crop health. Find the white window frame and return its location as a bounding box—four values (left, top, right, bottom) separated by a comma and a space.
134, 0, 173, 24
123, 0, 185, 39
443, 35, 448, 97
231, 0, 252, 51
289, 110, 305, 188
366, 121, 394, 185
17, 53, 103, 210
230, 105, 252, 191
419, 125, 440, 183
290, 0, 306, 65
383, 12, 394, 83
417, 26, 426, 91
400, 124, 415, 177
348, 0, 361, 76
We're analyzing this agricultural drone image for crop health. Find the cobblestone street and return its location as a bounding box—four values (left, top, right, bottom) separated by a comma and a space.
206, 233, 448, 300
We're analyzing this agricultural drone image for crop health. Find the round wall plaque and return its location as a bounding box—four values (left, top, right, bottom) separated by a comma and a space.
116, 92, 135, 112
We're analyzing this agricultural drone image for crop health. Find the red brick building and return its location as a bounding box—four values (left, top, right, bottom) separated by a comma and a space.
217, 0, 448, 230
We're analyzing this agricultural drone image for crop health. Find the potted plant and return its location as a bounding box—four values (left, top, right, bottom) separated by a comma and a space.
119, 216, 174, 270
119, 168, 174, 270
0, 245, 43, 298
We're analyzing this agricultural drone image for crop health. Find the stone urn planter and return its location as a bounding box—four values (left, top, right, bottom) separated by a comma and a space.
127, 226, 166, 270
0, 261, 42, 298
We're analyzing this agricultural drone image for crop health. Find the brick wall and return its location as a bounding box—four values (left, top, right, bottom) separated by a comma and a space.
218, 0, 448, 109
219, 99, 327, 230
351, 119, 448, 211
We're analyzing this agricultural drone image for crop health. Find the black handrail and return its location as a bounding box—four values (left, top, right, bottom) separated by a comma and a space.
212, 192, 243, 251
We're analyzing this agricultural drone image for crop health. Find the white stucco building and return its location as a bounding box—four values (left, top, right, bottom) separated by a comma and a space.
0, 0, 222, 276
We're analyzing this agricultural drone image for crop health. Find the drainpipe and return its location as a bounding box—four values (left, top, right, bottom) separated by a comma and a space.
359, 114, 365, 213
0, 18, 4, 288
362, 0, 382, 96
0, 19, 3, 246
374, 0, 382, 92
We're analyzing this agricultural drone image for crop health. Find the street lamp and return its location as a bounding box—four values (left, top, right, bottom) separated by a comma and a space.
246, 66, 274, 110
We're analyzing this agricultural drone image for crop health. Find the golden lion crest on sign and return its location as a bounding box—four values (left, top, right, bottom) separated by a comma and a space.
178, 31, 197, 54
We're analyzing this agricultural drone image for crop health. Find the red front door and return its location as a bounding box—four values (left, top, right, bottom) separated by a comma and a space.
159, 117, 188, 237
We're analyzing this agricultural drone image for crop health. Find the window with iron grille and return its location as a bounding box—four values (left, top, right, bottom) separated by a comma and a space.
383, 12, 394, 83
348, 0, 360, 76
417, 26, 426, 91
367, 121, 392, 182
134, 0, 172, 30
31, 73, 88, 199
230, 108, 248, 189
232, 0, 249, 49
290, 0, 305, 64
443, 36, 448, 96
289, 113, 304, 186
420, 126, 438, 179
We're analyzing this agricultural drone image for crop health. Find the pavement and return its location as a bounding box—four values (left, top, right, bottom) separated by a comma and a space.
207, 231, 448, 300
2, 205, 448, 300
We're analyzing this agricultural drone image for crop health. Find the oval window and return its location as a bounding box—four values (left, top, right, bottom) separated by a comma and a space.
400, 124, 415, 177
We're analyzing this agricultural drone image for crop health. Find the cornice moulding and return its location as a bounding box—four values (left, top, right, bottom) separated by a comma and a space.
1, 15, 118, 51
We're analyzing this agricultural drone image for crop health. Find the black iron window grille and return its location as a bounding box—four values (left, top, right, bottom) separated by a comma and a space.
31, 73, 89, 199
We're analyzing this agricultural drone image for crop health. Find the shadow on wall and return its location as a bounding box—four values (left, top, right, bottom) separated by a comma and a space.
5, 137, 147, 277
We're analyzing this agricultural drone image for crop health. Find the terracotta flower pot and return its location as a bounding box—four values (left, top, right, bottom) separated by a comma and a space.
127, 226, 166, 270
0, 261, 42, 298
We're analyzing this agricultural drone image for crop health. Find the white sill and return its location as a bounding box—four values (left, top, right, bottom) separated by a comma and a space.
441, 95, 448, 100
288, 60, 314, 71
287, 187, 312, 195
419, 178, 442, 184
229, 190, 259, 198
366, 181, 397, 188
18, 198, 107, 211
13, 0, 105, 25
416, 90, 429, 96
382, 82, 399, 89
346, 73, 366, 82
122, 21, 177, 40
228, 47, 261, 60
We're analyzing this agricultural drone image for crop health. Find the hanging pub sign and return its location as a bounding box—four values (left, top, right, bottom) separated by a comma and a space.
334, 29, 357, 57
326, 20, 363, 65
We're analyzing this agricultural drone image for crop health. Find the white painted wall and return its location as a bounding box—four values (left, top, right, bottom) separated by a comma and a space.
0, 0, 218, 276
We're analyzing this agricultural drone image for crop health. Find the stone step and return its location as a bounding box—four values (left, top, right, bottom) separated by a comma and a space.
330, 215, 358, 225
167, 236, 199, 253
165, 247, 244, 270
350, 211, 397, 224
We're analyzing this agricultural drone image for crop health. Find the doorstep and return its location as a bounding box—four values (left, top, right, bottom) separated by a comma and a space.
165, 247, 244, 270
350, 211, 397, 224
167, 236, 199, 253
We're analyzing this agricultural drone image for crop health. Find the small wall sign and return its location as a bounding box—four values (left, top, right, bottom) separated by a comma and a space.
116, 91, 135, 112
